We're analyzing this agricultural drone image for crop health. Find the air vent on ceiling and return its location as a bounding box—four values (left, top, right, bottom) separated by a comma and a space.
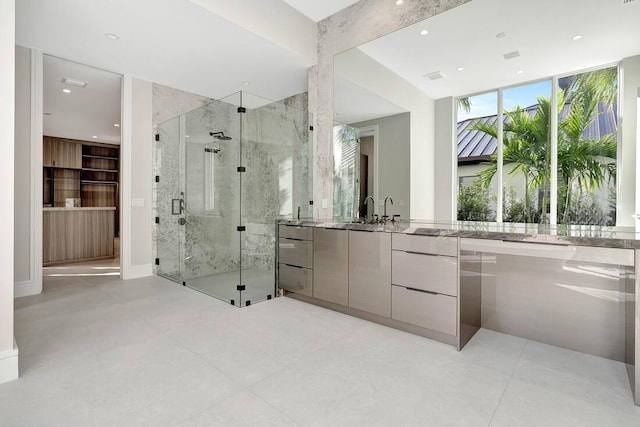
503, 51, 520, 60
621, 0, 636, 5
61, 77, 88, 88
425, 71, 446, 81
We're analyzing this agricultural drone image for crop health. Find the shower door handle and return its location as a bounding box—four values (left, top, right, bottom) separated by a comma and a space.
172, 199, 185, 215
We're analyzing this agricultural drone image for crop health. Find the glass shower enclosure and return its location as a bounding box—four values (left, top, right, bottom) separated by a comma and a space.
155, 91, 312, 306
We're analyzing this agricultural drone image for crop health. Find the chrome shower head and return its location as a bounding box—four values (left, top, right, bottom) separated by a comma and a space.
210, 131, 232, 140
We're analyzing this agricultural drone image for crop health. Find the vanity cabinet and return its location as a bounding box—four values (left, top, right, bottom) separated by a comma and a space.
278, 225, 313, 297
391, 234, 458, 336
313, 228, 349, 305
348, 230, 391, 317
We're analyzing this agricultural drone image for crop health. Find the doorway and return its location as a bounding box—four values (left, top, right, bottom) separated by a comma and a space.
41, 55, 122, 285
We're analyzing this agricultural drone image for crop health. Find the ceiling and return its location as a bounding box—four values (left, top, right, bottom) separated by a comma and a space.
17, 0, 325, 145
357, 0, 640, 100
282, 0, 360, 22
43, 55, 122, 144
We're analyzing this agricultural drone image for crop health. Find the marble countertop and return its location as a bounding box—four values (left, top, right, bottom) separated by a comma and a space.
277, 218, 640, 249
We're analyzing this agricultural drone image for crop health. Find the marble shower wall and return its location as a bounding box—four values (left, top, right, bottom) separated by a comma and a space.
311, 0, 470, 218
241, 92, 312, 272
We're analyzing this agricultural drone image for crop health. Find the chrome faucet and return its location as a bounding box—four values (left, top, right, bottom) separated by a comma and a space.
364, 196, 375, 222
383, 196, 394, 220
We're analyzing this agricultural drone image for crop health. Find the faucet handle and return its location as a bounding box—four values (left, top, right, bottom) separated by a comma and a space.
392, 215, 401, 223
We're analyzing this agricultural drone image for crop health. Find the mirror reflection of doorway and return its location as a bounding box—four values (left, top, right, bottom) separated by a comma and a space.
359, 135, 374, 218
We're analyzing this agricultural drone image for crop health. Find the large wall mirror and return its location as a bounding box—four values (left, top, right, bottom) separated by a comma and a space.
334, 0, 640, 225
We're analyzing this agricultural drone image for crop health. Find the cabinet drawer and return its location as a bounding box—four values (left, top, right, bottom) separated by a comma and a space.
279, 263, 313, 297
392, 285, 456, 336
279, 238, 313, 268
279, 225, 313, 241
392, 233, 457, 256
392, 251, 457, 296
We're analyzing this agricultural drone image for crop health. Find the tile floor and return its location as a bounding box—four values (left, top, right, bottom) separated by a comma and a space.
2, 271, 640, 426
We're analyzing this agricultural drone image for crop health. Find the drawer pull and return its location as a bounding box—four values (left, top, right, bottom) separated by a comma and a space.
283, 263, 304, 269
399, 250, 451, 258
405, 286, 438, 295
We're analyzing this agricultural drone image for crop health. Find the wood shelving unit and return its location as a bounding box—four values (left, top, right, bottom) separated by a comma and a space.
43, 137, 120, 234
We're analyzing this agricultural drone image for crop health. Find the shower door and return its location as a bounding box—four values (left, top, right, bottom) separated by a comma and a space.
156, 115, 186, 281
182, 97, 242, 305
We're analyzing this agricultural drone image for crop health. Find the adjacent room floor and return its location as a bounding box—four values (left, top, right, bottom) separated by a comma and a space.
3, 273, 640, 426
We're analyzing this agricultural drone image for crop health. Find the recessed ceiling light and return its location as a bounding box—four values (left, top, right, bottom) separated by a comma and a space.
113, 124, 120, 127
516, 70, 524, 74
496, 32, 507, 39
92, 135, 98, 139
456, 67, 464, 72
105, 33, 119, 40
62, 88, 71, 94
420, 30, 428, 36
242, 81, 250, 86
185, 135, 190, 138
395, 0, 404, 5
572, 34, 582, 41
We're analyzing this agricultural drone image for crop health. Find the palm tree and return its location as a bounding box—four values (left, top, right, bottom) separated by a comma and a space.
468, 85, 616, 224
557, 86, 617, 223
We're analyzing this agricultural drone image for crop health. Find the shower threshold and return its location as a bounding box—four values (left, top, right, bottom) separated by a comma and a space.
185, 268, 275, 307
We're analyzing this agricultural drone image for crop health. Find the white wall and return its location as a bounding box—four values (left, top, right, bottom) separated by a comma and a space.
14, 45, 30, 283
121, 77, 153, 278
434, 97, 455, 221
0, 0, 19, 384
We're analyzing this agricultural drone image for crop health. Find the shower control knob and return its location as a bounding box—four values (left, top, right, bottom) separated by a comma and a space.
178, 218, 186, 225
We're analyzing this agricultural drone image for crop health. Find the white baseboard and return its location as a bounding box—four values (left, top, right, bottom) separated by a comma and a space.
0, 338, 19, 384
122, 263, 153, 280
15, 279, 42, 298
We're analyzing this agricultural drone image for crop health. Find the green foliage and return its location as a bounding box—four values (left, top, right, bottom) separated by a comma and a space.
502, 186, 541, 223
457, 179, 495, 221
564, 191, 606, 226
466, 67, 617, 225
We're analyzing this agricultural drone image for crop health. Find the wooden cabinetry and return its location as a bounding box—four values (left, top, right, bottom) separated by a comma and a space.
313, 228, 348, 305
43, 137, 82, 168
348, 230, 391, 317
81, 144, 119, 208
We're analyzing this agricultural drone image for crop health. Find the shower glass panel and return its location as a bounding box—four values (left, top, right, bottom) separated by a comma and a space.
241, 92, 313, 305
182, 95, 241, 304
155, 91, 312, 307
156, 115, 185, 281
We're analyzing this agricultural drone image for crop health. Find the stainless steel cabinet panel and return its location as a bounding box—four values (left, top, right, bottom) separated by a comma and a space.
279, 238, 313, 269
279, 224, 313, 241
392, 251, 457, 296
392, 285, 457, 335
348, 231, 391, 317
392, 233, 457, 257
279, 263, 313, 297
313, 228, 349, 306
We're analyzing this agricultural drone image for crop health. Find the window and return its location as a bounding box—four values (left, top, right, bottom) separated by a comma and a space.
455, 66, 618, 226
